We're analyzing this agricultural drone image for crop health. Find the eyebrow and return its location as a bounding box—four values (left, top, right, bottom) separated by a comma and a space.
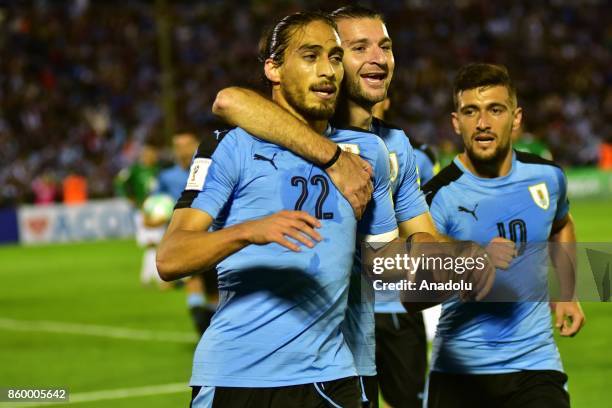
459, 104, 478, 112
298, 44, 344, 57
347, 37, 392, 46
330, 45, 344, 57
347, 38, 370, 46
460, 102, 509, 112
298, 44, 323, 53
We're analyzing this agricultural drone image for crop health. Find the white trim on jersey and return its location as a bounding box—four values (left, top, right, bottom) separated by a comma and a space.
362, 228, 399, 249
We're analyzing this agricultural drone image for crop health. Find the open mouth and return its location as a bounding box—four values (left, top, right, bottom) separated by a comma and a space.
360, 72, 388, 86
474, 133, 496, 146
310, 83, 337, 100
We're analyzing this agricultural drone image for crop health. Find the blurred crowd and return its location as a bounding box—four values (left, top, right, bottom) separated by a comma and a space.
1, 0, 610, 207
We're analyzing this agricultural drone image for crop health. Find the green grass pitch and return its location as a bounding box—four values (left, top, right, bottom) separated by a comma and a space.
0, 199, 610, 407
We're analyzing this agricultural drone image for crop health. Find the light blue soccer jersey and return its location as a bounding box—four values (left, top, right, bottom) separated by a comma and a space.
373, 120, 429, 314
373, 119, 428, 225
179, 125, 397, 387
342, 119, 428, 376
424, 151, 569, 374
157, 164, 190, 201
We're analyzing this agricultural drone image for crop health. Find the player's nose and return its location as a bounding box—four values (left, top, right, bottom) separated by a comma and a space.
316, 58, 335, 78
369, 45, 387, 65
476, 113, 491, 130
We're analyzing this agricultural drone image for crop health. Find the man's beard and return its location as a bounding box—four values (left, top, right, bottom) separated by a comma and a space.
343, 67, 389, 108
344, 77, 387, 108
282, 85, 336, 121
465, 135, 512, 169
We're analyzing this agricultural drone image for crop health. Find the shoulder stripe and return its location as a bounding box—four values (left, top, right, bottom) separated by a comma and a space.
195, 128, 235, 159
333, 124, 378, 136
371, 117, 403, 131
174, 190, 198, 209
422, 162, 463, 206
213, 127, 235, 140
195, 141, 216, 159
514, 150, 561, 169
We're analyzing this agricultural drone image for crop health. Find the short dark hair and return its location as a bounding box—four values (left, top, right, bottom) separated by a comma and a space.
453, 63, 517, 109
259, 11, 337, 68
330, 5, 384, 23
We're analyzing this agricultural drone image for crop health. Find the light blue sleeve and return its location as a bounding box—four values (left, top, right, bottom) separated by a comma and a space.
188, 131, 241, 219
428, 194, 450, 236
358, 137, 398, 236
394, 139, 428, 223
554, 167, 570, 221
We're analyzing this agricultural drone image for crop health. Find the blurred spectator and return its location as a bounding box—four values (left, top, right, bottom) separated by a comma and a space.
62, 171, 88, 205
600, 143, 612, 170
0, 0, 609, 206
114, 144, 160, 208
512, 125, 553, 160
31, 172, 57, 205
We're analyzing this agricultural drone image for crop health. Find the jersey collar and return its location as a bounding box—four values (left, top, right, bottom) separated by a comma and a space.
453, 150, 517, 184
324, 124, 333, 138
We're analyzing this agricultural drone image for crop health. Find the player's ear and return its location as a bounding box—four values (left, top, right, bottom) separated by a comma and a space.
511, 107, 523, 132
451, 112, 461, 135
264, 59, 281, 84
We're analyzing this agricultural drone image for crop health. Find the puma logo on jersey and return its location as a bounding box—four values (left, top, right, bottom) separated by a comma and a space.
213, 129, 230, 140
458, 203, 478, 221
254, 153, 278, 170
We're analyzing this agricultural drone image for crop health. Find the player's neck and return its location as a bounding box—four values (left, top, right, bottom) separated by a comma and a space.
335, 98, 373, 130
459, 150, 513, 178
272, 90, 328, 134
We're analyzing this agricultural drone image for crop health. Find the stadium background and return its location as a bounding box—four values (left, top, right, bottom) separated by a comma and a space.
0, 0, 610, 407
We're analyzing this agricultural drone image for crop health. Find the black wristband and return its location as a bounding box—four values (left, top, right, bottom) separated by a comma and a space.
321, 145, 342, 170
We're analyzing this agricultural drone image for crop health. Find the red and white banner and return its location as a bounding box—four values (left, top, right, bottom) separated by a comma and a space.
18, 198, 135, 244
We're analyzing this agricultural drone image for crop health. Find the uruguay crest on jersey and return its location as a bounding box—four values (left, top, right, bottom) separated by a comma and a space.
528, 182, 550, 210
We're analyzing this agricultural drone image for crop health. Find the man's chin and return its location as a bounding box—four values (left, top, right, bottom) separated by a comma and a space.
301, 104, 335, 120
363, 78, 391, 96
467, 146, 507, 165
475, 147, 496, 157
350, 91, 385, 108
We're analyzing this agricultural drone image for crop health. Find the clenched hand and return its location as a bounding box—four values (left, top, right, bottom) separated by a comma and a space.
485, 237, 517, 270
553, 301, 585, 337
326, 151, 373, 219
